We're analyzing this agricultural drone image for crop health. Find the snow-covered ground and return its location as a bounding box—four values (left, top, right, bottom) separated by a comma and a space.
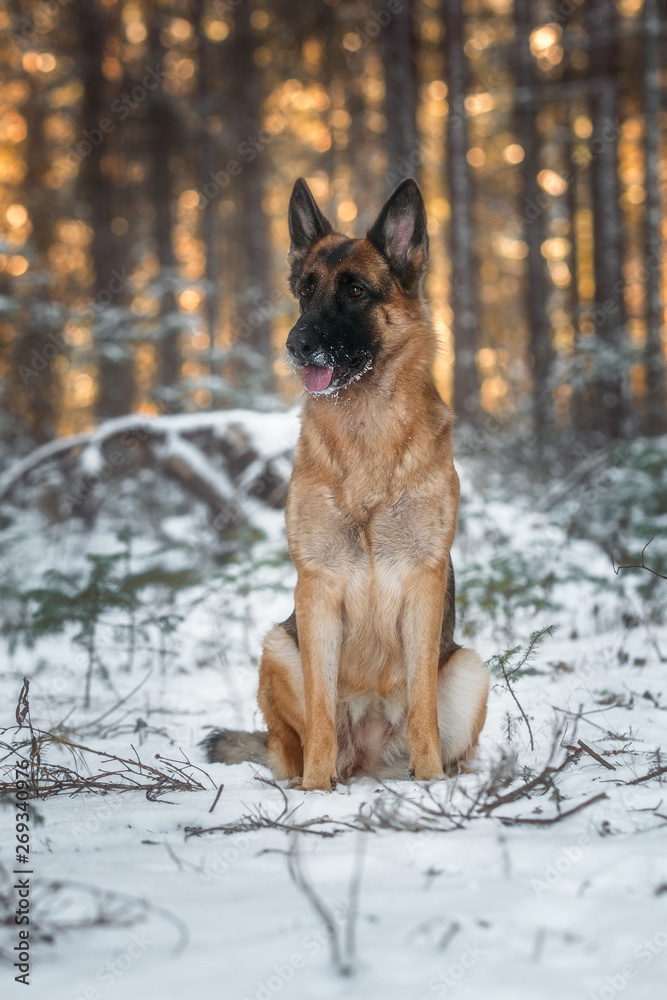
1, 411, 666, 1000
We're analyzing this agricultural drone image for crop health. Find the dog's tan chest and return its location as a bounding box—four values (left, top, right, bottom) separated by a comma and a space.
287, 474, 457, 697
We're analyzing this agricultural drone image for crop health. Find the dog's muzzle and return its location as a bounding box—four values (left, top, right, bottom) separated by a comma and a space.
286, 325, 372, 395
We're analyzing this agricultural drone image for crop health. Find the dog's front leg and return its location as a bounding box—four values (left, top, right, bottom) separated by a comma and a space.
294, 571, 342, 791
402, 566, 448, 781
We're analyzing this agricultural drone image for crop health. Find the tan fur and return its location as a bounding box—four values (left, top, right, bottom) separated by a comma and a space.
256, 222, 489, 791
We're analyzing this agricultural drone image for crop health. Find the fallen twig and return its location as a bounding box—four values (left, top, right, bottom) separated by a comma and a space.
577, 740, 616, 771
185, 773, 358, 839
625, 765, 667, 786
479, 754, 578, 814
1, 726, 213, 800
496, 792, 607, 826
209, 783, 224, 813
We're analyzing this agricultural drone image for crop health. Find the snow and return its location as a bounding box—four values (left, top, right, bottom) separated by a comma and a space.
1, 411, 666, 1000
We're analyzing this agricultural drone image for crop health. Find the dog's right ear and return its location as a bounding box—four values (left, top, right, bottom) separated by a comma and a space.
288, 178, 333, 257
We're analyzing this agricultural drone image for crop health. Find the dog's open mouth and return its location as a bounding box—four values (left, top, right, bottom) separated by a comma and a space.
302, 356, 370, 394
303, 365, 333, 392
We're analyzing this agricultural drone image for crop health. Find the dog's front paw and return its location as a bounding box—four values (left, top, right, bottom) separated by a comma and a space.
292, 772, 338, 792
409, 760, 445, 782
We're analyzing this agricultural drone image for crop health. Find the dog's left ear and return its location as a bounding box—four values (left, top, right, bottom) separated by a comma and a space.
366, 178, 429, 291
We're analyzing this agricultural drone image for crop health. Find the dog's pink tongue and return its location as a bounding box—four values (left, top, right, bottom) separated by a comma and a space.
303, 365, 333, 392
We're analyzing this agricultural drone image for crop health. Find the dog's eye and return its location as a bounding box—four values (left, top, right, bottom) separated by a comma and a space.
348, 285, 365, 298
300, 285, 313, 298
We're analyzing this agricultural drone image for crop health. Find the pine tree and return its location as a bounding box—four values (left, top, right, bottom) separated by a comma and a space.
514, 0, 552, 440
585, 0, 627, 438
443, 0, 480, 424
642, 0, 666, 434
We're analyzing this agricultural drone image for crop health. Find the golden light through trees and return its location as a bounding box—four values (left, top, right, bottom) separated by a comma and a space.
0, 0, 665, 442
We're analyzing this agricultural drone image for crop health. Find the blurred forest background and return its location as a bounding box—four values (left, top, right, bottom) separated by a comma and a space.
3, 6, 667, 991
0, 0, 665, 455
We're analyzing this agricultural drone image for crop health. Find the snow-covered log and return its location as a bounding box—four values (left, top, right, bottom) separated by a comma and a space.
0, 409, 299, 527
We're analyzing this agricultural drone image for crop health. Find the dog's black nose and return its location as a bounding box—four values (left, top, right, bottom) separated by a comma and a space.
286, 331, 314, 362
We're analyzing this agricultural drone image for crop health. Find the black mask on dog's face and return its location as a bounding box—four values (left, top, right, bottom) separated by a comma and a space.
285, 177, 429, 395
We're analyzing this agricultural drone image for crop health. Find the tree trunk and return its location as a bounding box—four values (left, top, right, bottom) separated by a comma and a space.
74, 0, 135, 420
233, 1, 273, 363
147, 13, 183, 403
567, 119, 593, 434
442, 0, 480, 423
514, 0, 552, 441
9, 70, 59, 443
382, 0, 419, 188
642, 0, 665, 434
194, 0, 220, 378
585, 0, 627, 439
346, 69, 377, 229
565, 125, 581, 346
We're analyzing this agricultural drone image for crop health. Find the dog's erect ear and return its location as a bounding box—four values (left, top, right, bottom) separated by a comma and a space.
288, 178, 333, 256
366, 178, 429, 291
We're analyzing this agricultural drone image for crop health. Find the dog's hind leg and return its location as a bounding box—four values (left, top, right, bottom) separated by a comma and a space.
257, 624, 306, 780
437, 648, 489, 768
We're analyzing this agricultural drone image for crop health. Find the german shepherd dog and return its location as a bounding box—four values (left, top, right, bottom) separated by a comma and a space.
205, 178, 489, 790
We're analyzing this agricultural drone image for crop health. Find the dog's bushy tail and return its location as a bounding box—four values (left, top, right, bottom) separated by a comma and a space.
201, 729, 269, 766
